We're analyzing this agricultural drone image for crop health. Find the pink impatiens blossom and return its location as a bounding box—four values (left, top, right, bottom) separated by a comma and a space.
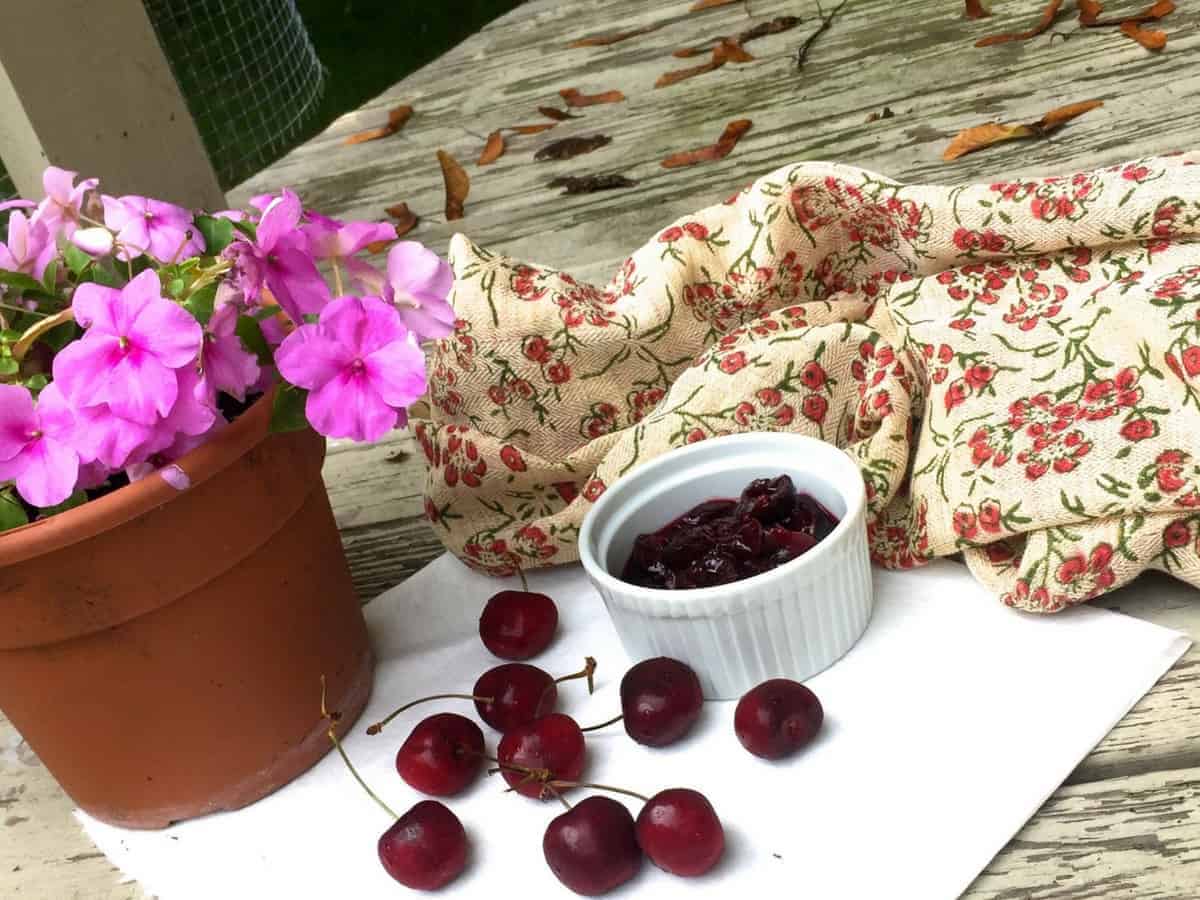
383, 241, 455, 339
53, 269, 202, 424
32, 167, 97, 238
102, 194, 204, 263
67, 401, 155, 471
70, 227, 115, 257
224, 189, 330, 323
275, 295, 425, 442
0, 211, 56, 279
0, 383, 80, 507
0, 199, 35, 213
199, 305, 260, 402
304, 218, 396, 294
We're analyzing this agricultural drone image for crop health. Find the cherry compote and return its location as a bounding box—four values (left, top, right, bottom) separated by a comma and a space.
621, 475, 839, 590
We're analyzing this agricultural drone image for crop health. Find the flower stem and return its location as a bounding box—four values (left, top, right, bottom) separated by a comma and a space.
321, 675, 398, 821
365, 693, 493, 735
580, 713, 623, 733
331, 258, 345, 297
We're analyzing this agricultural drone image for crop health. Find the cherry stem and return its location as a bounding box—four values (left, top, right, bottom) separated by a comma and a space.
555, 656, 598, 695
517, 568, 529, 592
365, 693, 494, 735
549, 780, 650, 804
543, 781, 573, 812
320, 676, 398, 821
580, 713, 624, 733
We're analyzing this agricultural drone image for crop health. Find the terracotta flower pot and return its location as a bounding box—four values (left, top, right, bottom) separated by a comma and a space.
0, 392, 373, 828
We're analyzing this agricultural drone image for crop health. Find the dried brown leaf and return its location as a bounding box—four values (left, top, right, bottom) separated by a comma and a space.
508, 123, 560, 135
478, 131, 506, 165
383, 203, 419, 237
1082, 0, 1173, 25
673, 46, 712, 57
690, 0, 741, 9
942, 99, 1102, 161
738, 15, 801, 42
661, 118, 752, 169
343, 104, 414, 145
569, 23, 662, 47
534, 135, 613, 162
436, 150, 469, 220
560, 88, 627, 107
1120, 20, 1168, 48
1077, 0, 1103, 24
538, 106, 581, 121
656, 58, 724, 88
975, 0, 1063, 46
965, 0, 991, 17
714, 38, 755, 62
547, 174, 638, 195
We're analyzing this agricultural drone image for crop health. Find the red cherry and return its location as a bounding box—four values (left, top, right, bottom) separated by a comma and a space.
734, 678, 823, 760
543, 796, 642, 895
620, 657, 704, 747
479, 589, 558, 660
396, 713, 484, 797
377, 800, 468, 890
497, 713, 586, 800
474, 663, 557, 732
636, 788, 724, 877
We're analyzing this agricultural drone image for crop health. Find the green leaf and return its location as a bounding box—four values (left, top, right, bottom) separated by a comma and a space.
231, 219, 258, 241
40, 321, 78, 352
167, 277, 186, 298
41, 260, 60, 293
183, 282, 218, 326
235, 315, 272, 365
64, 243, 92, 277
194, 215, 235, 256
270, 385, 310, 433
37, 490, 86, 519
0, 357, 17, 376
23, 373, 48, 393
0, 269, 48, 294
0, 489, 29, 532
88, 264, 123, 288
1115, 446, 1132, 460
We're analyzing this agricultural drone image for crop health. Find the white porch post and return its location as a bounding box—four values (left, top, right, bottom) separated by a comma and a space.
0, 0, 224, 208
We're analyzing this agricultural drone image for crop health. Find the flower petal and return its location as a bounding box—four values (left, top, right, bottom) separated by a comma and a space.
387, 241, 454, 301
34, 382, 76, 442
43, 166, 80, 203
344, 255, 387, 295
275, 325, 351, 390
397, 301, 456, 340
71, 227, 114, 256
265, 244, 331, 321
319, 295, 407, 357
14, 437, 79, 508
364, 337, 426, 407
102, 352, 179, 424
305, 370, 399, 442
0, 199, 35, 213
101, 195, 137, 231
51, 336, 123, 408
72, 403, 154, 469
127, 291, 203, 368
257, 189, 302, 253
0, 384, 36, 461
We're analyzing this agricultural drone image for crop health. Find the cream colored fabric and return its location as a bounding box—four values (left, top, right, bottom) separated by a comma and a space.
413, 155, 1200, 611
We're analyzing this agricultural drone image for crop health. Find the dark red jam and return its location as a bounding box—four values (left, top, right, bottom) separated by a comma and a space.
620, 475, 839, 590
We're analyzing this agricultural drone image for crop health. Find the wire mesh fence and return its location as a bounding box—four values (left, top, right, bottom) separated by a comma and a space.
0, 0, 325, 204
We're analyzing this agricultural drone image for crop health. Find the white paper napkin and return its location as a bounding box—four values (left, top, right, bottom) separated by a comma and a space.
79, 557, 1190, 899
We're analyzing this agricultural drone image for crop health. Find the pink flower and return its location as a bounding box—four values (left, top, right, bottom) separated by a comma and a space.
303, 217, 396, 294
53, 269, 202, 424
224, 190, 330, 323
134, 366, 218, 461
275, 295, 426, 441
32, 167, 97, 238
383, 241, 455, 339
0, 384, 79, 507
67, 401, 155, 470
101, 194, 203, 262
199, 305, 260, 402
0, 211, 56, 279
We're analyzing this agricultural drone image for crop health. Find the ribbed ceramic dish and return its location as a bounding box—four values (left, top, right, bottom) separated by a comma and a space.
578, 432, 873, 699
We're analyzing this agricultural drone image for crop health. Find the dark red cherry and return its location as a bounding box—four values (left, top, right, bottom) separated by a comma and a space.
377, 800, 468, 890
620, 657, 704, 747
636, 788, 724, 877
396, 713, 484, 797
734, 678, 823, 760
479, 589, 559, 660
473, 663, 557, 732
497, 713, 586, 799
544, 796, 642, 895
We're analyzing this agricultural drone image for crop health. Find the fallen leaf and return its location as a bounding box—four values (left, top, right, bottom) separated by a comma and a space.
560, 88, 627, 107
673, 46, 711, 57
383, 203, 419, 237
436, 150, 469, 220
1120, 19, 1167, 48
1077, 0, 1103, 24
662, 118, 752, 168
715, 38, 755, 62
534, 135, 613, 162
975, 0, 1063, 46
674, 16, 799, 58
656, 58, 724, 88
690, 0, 741, 9
478, 131, 506, 165
548, 174, 638, 195
343, 104, 414, 145
942, 99, 1103, 161
508, 123, 560, 135
1081, 0, 1173, 25
965, 0, 991, 17
569, 23, 662, 47
538, 106, 581, 121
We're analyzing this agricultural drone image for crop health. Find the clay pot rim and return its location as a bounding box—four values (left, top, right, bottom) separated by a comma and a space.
0, 388, 279, 568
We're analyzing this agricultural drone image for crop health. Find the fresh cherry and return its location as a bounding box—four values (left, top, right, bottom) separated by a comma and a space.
636, 788, 724, 877
543, 796, 642, 895
620, 657, 704, 747
396, 713, 484, 797
378, 800, 469, 890
479, 574, 558, 660
497, 713, 587, 799
734, 678, 824, 760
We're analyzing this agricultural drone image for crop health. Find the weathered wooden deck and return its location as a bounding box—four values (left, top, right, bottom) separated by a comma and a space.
4, 0, 1200, 895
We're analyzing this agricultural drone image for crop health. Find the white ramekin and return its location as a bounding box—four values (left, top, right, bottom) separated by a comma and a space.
578, 432, 873, 699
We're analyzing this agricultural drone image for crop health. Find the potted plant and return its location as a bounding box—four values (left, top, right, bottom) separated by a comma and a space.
0, 167, 455, 828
